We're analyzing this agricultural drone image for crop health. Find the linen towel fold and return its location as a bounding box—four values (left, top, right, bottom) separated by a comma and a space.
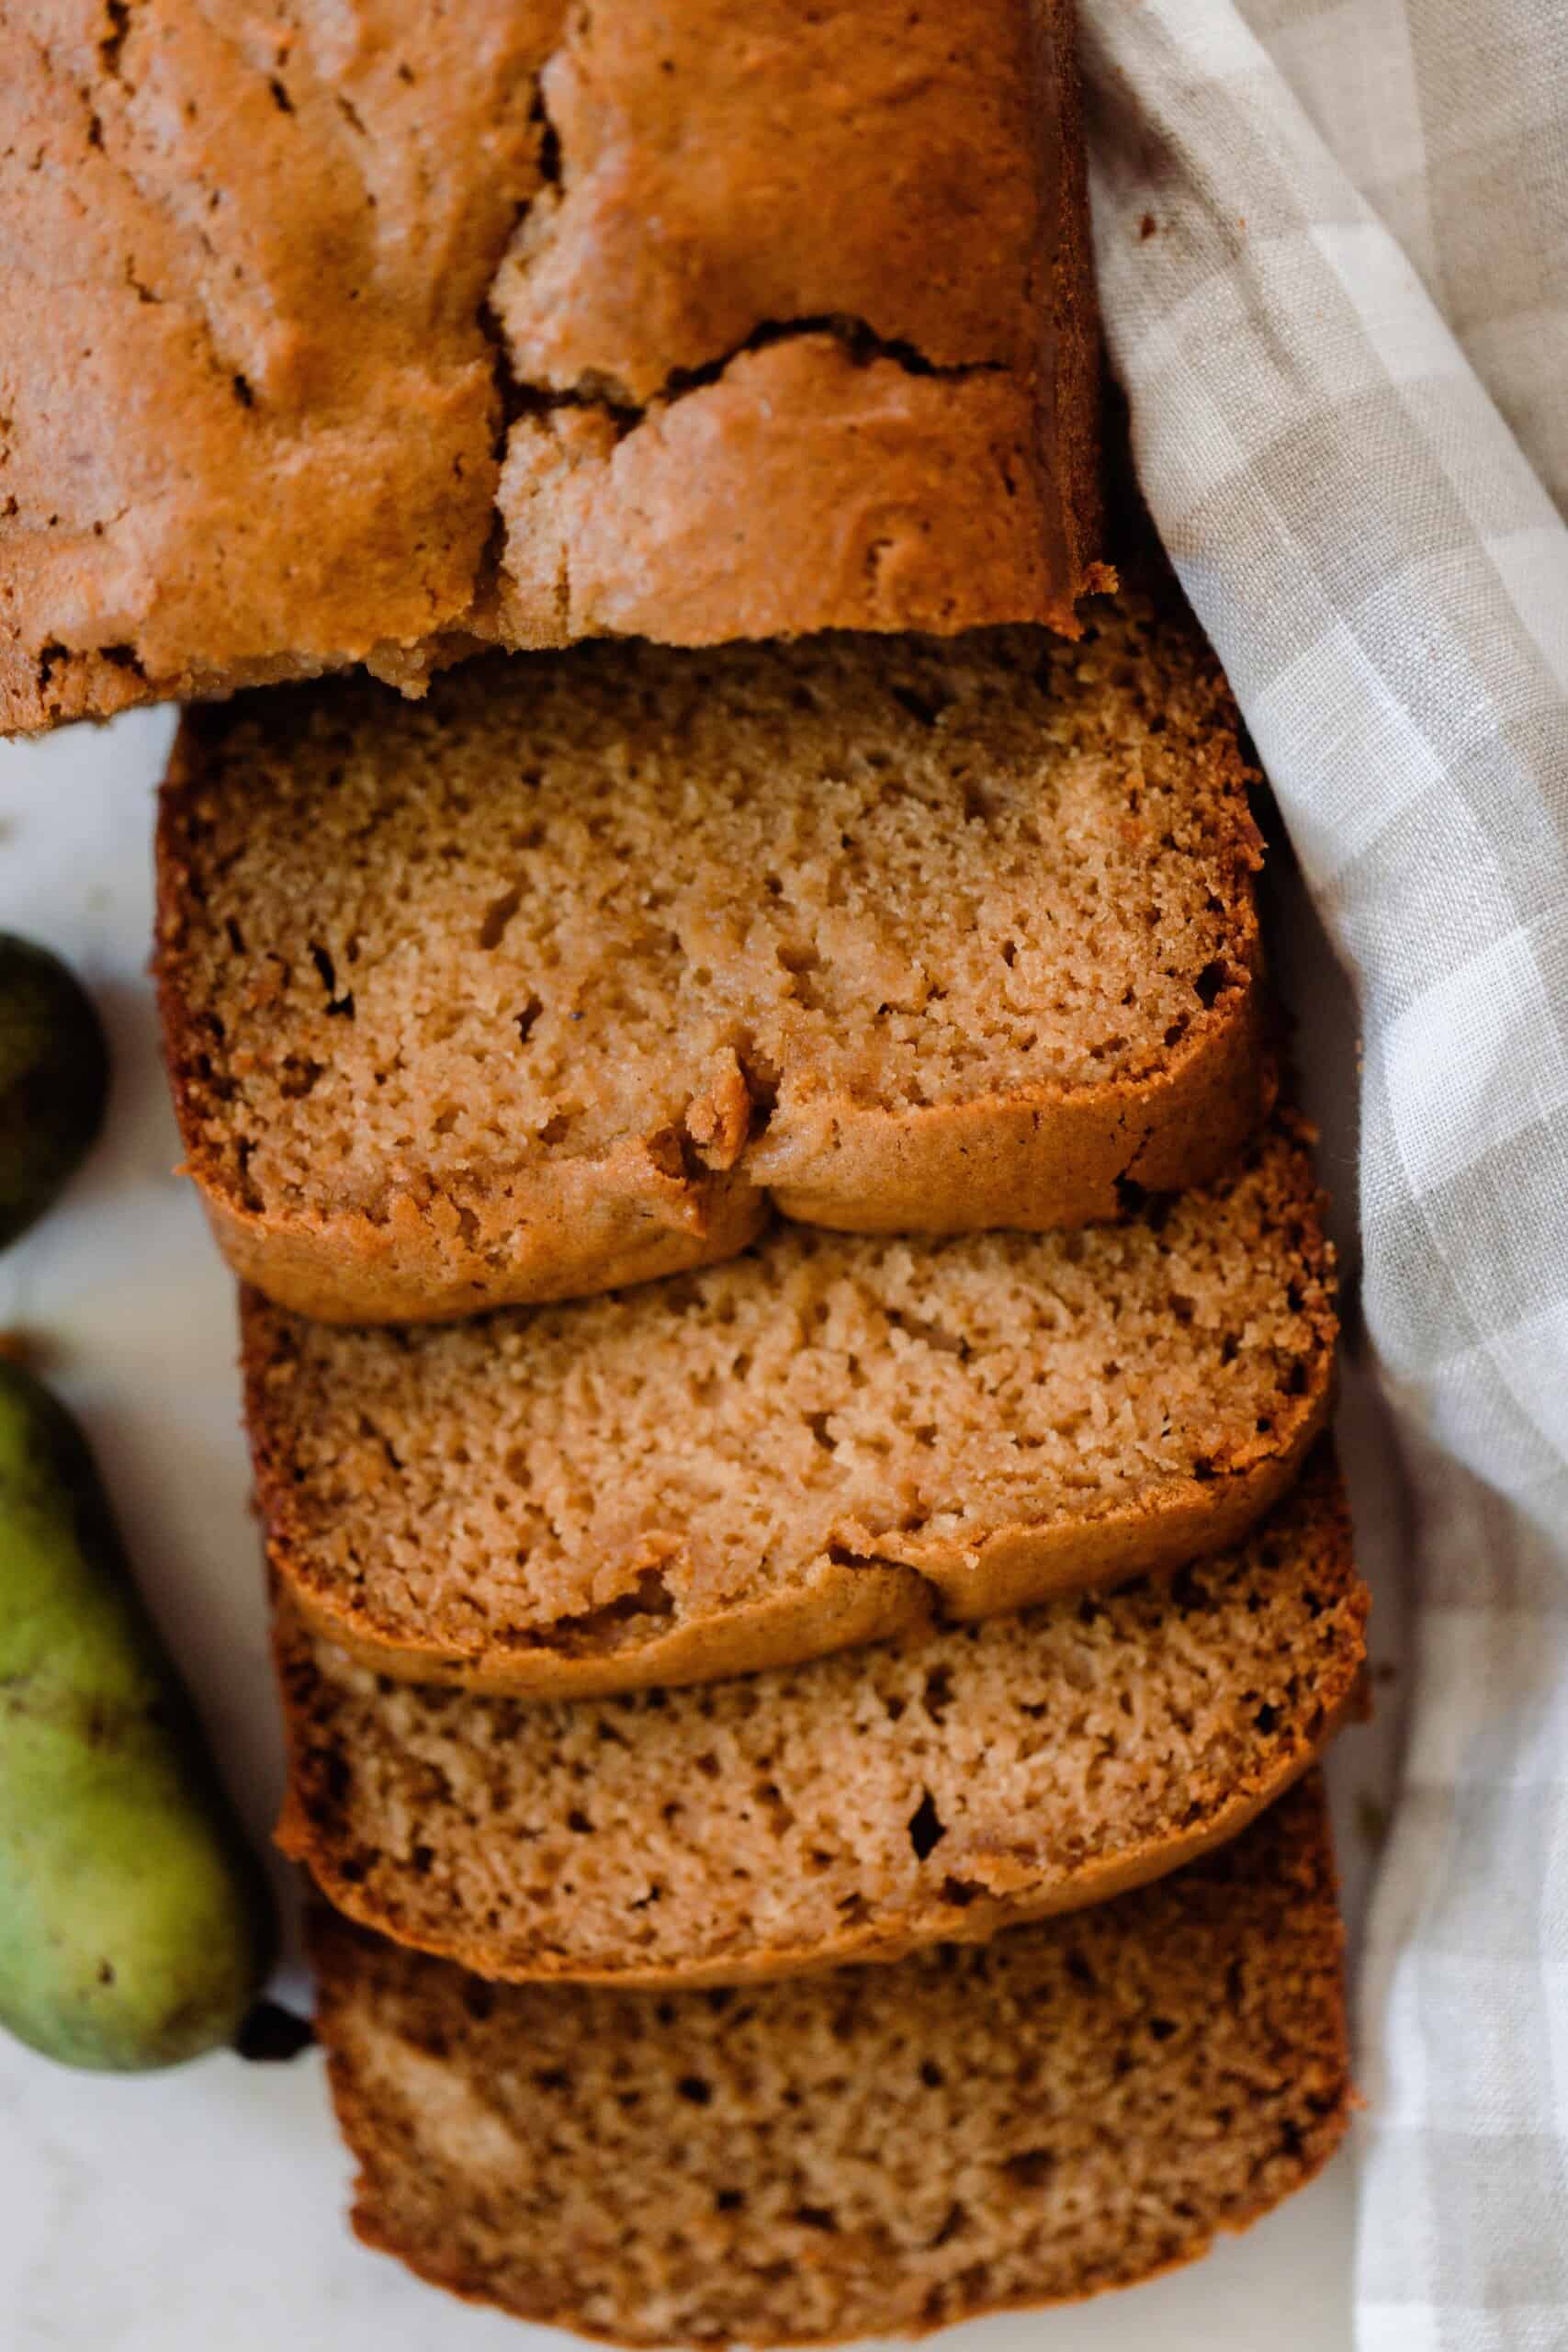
1077, 5, 1568, 2344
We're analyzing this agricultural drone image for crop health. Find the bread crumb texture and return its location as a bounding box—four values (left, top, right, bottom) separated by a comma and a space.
160, 583, 1269, 1320
245, 1114, 1336, 1693
310, 1779, 1351, 2345
1, 0, 1102, 731
277, 1453, 1366, 1984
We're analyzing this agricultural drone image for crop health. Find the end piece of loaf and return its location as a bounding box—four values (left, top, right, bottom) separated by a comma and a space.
246, 1115, 1336, 1698
276, 1452, 1366, 1986
1, 0, 1100, 734
310, 1776, 1351, 2346
160, 582, 1269, 1323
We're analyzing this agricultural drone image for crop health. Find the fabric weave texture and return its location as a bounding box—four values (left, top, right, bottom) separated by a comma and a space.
1078, 4, 1568, 2344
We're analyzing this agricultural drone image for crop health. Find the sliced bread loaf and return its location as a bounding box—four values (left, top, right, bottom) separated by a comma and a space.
277, 1452, 1366, 1987
245, 1116, 1335, 1698
310, 1777, 1350, 2346
158, 582, 1269, 1322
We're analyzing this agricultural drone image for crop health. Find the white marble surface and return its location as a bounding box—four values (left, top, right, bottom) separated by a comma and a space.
0, 707, 1404, 2350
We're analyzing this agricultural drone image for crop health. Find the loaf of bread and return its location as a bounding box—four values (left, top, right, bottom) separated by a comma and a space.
276, 1453, 1365, 1986
245, 1116, 1336, 1698
158, 583, 1269, 1323
310, 1776, 1350, 2344
1, 0, 1102, 735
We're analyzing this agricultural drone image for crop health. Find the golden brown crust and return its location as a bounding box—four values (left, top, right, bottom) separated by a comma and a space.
197, 1159, 768, 1327
490, 0, 1052, 396
211, 1011, 1271, 1318
259, 1359, 1331, 1700
496, 344, 1095, 648
0, 0, 553, 734
153, 713, 770, 1320
310, 1784, 1350, 2346
273, 1457, 1368, 1987
756, 987, 1273, 1235
1, 0, 1102, 735
155, 585, 1269, 1328
278, 1538, 934, 1703
277, 1702, 1351, 1991
241, 1115, 1337, 1697
201, 1018, 1273, 1321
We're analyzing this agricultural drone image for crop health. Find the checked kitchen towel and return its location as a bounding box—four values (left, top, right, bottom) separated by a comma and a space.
1077, 4, 1568, 2345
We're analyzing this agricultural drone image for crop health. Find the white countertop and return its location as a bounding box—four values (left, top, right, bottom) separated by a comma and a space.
0, 706, 1403, 2351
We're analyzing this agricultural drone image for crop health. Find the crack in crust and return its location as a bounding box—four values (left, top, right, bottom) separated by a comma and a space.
498, 312, 1017, 440
1, 0, 1104, 731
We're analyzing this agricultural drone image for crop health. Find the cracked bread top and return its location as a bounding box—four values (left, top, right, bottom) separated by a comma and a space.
310, 1780, 1350, 2345
157, 581, 1270, 1322
276, 1454, 1365, 1985
1, 0, 1101, 732
243, 1116, 1337, 1698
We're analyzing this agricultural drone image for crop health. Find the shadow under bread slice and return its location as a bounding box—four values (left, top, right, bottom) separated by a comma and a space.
158, 577, 1269, 1324
276, 1449, 1365, 1989
245, 1113, 1336, 1700
309, 1777, 1350, 2346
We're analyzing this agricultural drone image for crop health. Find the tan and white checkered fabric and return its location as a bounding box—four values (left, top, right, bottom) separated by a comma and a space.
1078, 4, 1568, 2343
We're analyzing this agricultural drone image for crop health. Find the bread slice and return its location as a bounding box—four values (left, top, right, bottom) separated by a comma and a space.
310, 1776, 1350, 2346
245, 1115, 1335, 1699
276, 1452, 1365, 1988
157, 580, 1269, 1323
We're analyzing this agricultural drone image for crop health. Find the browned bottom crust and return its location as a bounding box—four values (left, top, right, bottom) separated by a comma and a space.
203, 1159, 771, 1328
310, 1777, 1351, 2346
277, 1375, 1330, 1701
276, 1454, 1368, 1988
156, 576, 1264, 1329
186, 1004, 1270, 1329
244, 1114, 1336, 1700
